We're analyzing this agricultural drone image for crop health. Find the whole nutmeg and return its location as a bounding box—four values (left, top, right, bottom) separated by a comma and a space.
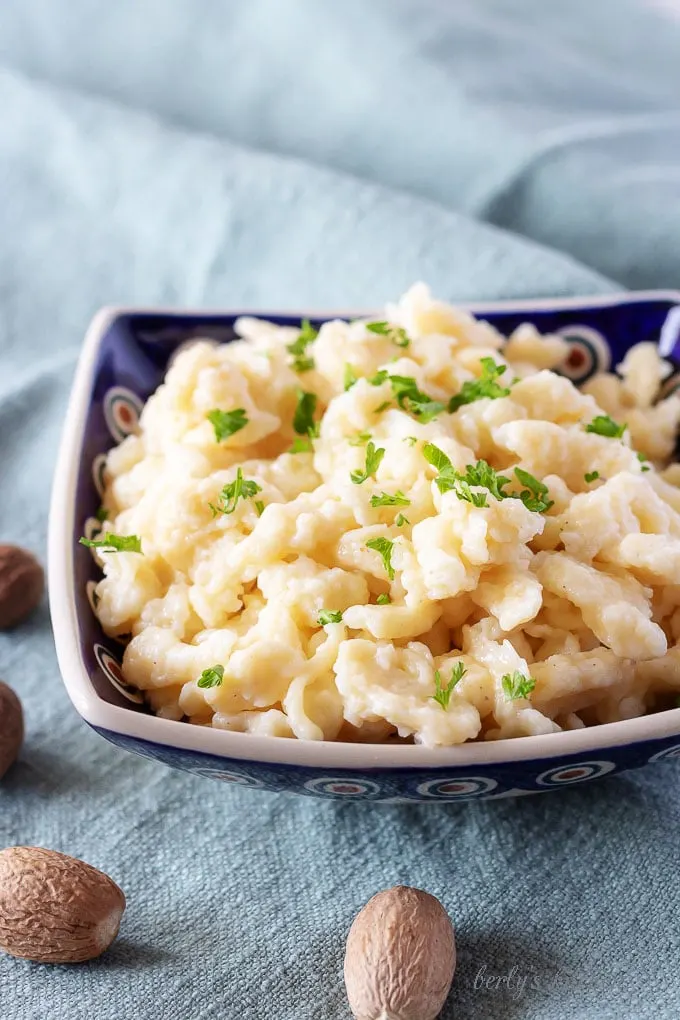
0, 682, 23, 779
0, 847, 126, 963
0, 544, 44, 629
344, 886, 456, 1020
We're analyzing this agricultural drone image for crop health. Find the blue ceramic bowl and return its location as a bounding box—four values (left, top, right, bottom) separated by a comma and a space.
49, 291, 680, 802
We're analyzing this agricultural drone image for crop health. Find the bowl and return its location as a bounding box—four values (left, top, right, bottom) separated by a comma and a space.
49, 291, 680, 802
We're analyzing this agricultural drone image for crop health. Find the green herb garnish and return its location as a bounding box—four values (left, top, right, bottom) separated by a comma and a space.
318, 609, 343, 625
432, 663, 466, 709
422, 444, 494, 506
585, 415, 627, 438
376, 593, 391, 605
344, 364, 359, 391
395, 513, 410, 527
461, 460, 511, 502
584, 470, 600, 483
291, 354, 315, 373
637, 452, 651, 472
207, 408, 249, 442
351, 441, 385, 485
501, 671, 536, 700
254, 500, 265, 516
286, 320, 318, 373
349, 430, 372, 447
293, 389, 318, 436
95, 507, 109, 522
513, 467, 554, 513
448, 357, 511, 412
367, 371, 444, 422
290, 436, 314, 453
423, 443, 488, 506
366, 537, 395, 580
403, 436, 418, 446
422, 442, 453, 474
369, 490, 410, 507
209, 468, 262, 516
423, 444, 551, 513
197, 664, 225, 689
79, 533, 142, 553
365, 320, 411, 348
374, 401, 392, 413
287, 319, 318, 356
387, 375, 446, 423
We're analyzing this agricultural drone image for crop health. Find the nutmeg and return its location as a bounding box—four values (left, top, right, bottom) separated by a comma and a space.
344, 886, 456, 1020
0, 847, 126, 963
0, 682, 23, 779
0, 544, 44, 629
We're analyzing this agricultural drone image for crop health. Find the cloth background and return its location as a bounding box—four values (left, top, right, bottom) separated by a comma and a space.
0, 2, 679, 1017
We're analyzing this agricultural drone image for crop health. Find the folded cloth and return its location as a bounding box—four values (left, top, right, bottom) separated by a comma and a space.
0, 65, 678, 1020
1, 0, 680, 288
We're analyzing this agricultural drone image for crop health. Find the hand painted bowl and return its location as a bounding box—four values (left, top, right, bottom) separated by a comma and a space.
49, 291, 680, 802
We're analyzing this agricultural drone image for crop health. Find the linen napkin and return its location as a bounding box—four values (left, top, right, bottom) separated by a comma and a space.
1, 0, 680, 289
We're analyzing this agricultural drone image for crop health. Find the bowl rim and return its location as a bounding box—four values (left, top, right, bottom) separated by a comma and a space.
48, 289, 680, 770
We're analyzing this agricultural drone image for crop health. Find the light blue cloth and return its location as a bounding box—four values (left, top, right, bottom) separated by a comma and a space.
2, 0, 680, 288
0, 4, 679, 1018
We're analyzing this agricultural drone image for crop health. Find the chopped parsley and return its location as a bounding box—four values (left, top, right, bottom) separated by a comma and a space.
374, 400, 392, 413
403, 436, 418, 446
365, 320, 411, 348
369, 490, 410, 507
290, 436, 314, 453
79, 533, 142, 554
209, 467, 262, 516
286, 321, 318, 373
513, 467, 554, 513
349, 430, 372, 447
387, 375, 446, 423
95, 507, 109, 523
197, 664, 225, 689
432, 663, 466, 709
351, 441, 385, 484
344, 364, 359, 391
422, 444, 496, 507
585, 414, 627, 439
318, 609, 343, 625
376, 593, 391, 605
584, 470, 600, 483
423, 444, 552, 513
448, 357, 511, 412
254, 500, 265, 516
395, 513, 410, 527
422, 442, 453, 475
366, 537, 395, 580
287, 320, 317, 355
293, 389, 318, 436
291, 354, 315, 373
207, 408, 249, 442
367, 371, 444, 422
501, 671, 536, 700
462, 460, 511, 502
637, 452, 651, 472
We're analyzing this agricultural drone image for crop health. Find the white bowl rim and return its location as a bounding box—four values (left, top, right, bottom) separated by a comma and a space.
48, 289, 680, 771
